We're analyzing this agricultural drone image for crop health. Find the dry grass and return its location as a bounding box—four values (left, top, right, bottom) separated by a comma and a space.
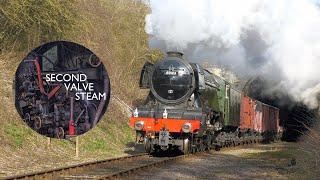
293, 122, 320, 178
0, 0, 162, 176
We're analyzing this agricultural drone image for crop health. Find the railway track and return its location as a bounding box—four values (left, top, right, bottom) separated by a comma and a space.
2, 153, 147, 179
2, 152, 190, 180
59, 154, 189, 179
2, 138, 276, 180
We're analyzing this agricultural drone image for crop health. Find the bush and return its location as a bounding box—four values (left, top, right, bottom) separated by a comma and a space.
0, 0, 80, 51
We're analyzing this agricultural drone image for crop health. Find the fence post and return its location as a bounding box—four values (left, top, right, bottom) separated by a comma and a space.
76, 136, 79, 158
47, 137, 51, 148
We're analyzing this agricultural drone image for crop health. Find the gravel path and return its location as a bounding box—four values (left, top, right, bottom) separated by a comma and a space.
129, 142, 296, 180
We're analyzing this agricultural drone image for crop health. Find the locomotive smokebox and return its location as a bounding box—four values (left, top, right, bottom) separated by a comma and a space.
167, 51, 184, 58
150, 51, 195, 105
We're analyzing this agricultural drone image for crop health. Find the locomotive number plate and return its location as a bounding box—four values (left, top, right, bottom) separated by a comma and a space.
159, 130, 169, 146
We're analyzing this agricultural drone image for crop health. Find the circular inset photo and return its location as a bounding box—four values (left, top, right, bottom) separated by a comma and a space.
14, 41, 110, 139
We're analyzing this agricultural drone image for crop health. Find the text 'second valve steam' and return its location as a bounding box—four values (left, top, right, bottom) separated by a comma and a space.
44, 73, 107, 101
14, 41, 110, 139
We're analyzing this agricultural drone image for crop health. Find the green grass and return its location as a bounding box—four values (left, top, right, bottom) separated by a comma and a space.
84, 138, 109, 152
4, 123, 31, 148
121, 124, 134, 143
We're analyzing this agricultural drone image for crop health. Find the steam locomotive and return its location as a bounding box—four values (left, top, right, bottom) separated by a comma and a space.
129, 52, 282, 154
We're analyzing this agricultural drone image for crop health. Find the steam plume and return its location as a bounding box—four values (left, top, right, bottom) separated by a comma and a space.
145, 0, 320, 109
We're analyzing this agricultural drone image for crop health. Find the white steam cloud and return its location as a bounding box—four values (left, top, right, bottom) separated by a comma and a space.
145, 0, 320, 109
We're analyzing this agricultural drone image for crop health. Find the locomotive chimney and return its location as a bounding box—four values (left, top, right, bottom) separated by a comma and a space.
167, 51, 184, 58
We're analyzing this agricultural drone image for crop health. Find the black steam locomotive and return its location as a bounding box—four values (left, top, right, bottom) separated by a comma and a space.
130, 52, 281, 154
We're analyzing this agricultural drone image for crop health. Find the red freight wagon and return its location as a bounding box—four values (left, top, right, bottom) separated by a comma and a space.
240, 95, 255, 131
240, 96, 280, 135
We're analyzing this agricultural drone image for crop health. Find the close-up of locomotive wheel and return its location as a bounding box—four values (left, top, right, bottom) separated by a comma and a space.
88, 54, 102, 67
182, 138, 190, 154
144, 138, 153, 154
33, 116, 42, 130
24, 113, 31, 123
55, 127, 65, 139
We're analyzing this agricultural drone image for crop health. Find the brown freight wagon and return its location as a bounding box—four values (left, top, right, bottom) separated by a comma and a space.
261, 103, 280, 133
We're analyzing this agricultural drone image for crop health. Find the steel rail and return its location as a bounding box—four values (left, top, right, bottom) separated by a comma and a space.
2, 136, 279, 180
61, 154, 190, 179
2, 153, 148, 180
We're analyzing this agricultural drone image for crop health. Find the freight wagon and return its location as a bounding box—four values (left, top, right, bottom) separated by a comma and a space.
240, 95, 282, 142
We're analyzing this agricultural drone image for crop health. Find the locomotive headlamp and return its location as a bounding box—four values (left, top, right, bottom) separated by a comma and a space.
133, 108, 139, 118
182, 123, 192, 133
134, 121, 144, 131
163, 108, 168, 119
